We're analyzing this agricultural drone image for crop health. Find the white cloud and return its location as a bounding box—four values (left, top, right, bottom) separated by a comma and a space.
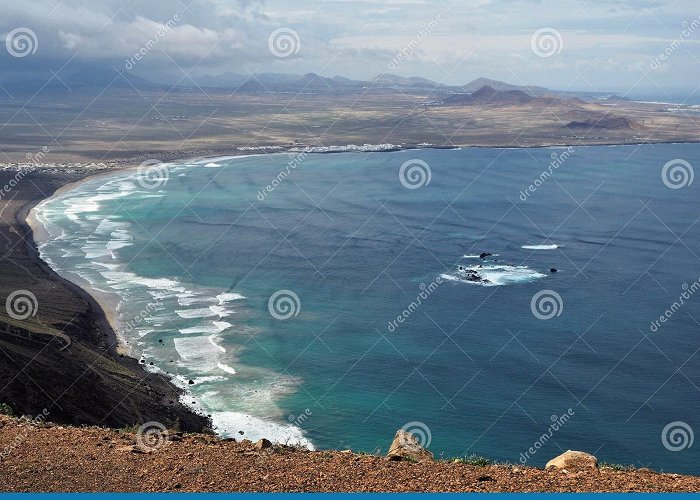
0, 0, 697, 92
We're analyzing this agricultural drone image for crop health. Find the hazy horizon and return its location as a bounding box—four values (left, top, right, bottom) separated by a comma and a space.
1, 0, 699, 99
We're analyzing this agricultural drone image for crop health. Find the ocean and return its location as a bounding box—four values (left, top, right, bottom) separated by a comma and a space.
33, 144, 700, 473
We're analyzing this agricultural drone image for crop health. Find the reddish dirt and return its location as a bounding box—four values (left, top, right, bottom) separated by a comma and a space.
0, 416, 699, 492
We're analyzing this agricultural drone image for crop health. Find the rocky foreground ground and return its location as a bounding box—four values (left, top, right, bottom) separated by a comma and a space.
0, 416, 699, 492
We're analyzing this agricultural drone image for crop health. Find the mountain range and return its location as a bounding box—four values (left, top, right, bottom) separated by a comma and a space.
1, 68, 617, 102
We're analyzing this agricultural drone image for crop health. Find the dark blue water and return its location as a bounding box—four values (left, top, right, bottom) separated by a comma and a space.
35, 144, 700, 473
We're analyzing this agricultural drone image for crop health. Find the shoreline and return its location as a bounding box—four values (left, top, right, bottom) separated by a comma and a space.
0, 167, 211, 432
21, 152, 319, 446
20, 173, 124, 355
4, 138, 700, 168
24, 165, 147, 357
16, 141, 699, 450
18, 138, 696, 380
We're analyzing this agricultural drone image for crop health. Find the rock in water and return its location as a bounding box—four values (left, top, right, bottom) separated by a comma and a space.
546, 450, 598, 471
387, 429, 434, 462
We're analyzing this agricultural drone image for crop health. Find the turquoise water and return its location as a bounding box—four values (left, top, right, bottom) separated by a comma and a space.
35, 145, 700, 473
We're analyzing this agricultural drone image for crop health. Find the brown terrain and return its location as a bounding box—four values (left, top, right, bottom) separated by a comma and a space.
0, 415, 699, 492
0, 80, 698, 164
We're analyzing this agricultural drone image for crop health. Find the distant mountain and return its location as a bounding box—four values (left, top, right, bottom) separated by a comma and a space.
462, 77, 551, 97
442, 85, 538, 106
196, 72, 248, 87
604, 95, 633, 102
370, 74, 445, 89
169, 73, 613, 100
0, 67, 162, 94
2, 68, 614, 102
294, 73, 342, 91
191, 72, 447, 93
192, 72, 364, 93
440, 85, 551, 106
64, 68, 160, 90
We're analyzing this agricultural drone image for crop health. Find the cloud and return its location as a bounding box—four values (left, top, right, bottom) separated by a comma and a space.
0, 0, 697, 93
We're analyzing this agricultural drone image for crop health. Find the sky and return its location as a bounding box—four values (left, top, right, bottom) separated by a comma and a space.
1, 0, 699, 96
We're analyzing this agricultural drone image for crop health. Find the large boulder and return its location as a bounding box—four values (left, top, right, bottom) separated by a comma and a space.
254, 438, 273, 451
546, 450, 598, 471
387, 429, 434, 462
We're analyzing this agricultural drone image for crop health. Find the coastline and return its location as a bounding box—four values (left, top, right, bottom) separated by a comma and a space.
17, 139, 695, 383
14, 140, 699, 447
6, 143, 700, 485
23, 170, 126, 354
0, 167, 212, 431
20, 152, 319, 446
25, 164, 155, 357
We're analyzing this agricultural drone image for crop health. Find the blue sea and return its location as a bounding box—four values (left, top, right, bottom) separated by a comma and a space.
34, 144, 700, 473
